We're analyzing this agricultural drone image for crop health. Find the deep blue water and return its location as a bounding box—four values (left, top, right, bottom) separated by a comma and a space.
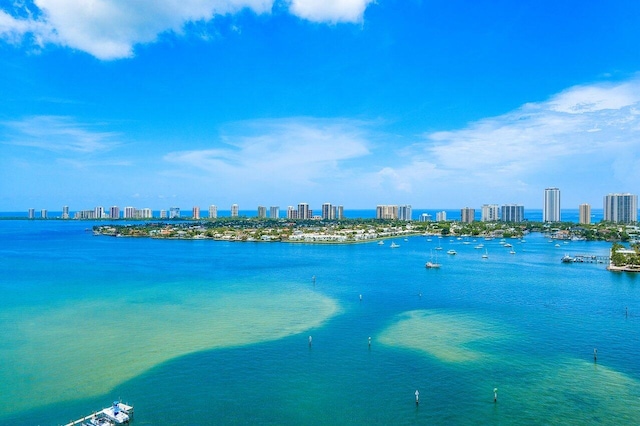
1, 220, 639, 425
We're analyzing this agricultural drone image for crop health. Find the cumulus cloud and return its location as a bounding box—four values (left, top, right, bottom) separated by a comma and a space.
288, 0, 374, 23
0, 0, 373, 59
2, 115, 120, 153
368, 78, 640, 205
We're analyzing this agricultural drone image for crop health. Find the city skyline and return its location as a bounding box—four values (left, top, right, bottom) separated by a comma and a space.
2, 2, 640, 210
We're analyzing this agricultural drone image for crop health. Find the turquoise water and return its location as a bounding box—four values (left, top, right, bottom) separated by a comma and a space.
1, 220, 639, 425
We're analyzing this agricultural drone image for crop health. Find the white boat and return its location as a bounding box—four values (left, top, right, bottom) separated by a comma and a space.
425, 251, 441, 268
390, 242, 400, 248
447, 249, 457, 255
67, 401, 133, 426
510, 249, 516, 254
474, 244, 484, 249
378, 241, 384, 245
482, 249, 488, 259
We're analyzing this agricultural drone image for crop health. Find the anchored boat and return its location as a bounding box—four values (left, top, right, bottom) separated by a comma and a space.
64, 401, 134, 426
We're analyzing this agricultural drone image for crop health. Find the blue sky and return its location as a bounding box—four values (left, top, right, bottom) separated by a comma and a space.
1, 0, 640, 212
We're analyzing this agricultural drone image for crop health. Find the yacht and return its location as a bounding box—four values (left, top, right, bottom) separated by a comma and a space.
447, 249, 457, 255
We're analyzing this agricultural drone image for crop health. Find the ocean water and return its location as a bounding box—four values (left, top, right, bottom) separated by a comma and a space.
1, 220, 639, 425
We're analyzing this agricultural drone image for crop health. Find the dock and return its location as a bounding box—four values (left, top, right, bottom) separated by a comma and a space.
63, 401, 133, 426
561, 254, 609, 264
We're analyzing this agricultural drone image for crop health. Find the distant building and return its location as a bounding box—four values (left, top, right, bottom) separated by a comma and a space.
192, 206, 200, 220
28, 208, 35, 219
398, 205, 412, 221
269, 206, 279, 219
169, 207, 180, 219
286, 206, 297, 219
419, 213, 432, 222
376, 205, 398, 220
95, 206, 104, 219
501, 204, 524, 223
297, 203, 310, 220
321, 203, 334, 220
62, 205, 70, 219
436, 211, 447, 222
336, 205, 344, 220
481, 204, 499, 222
460, 207, 475, 223
579, 203, 591, 225
604, 193, 638, 224
140, 208, 152, 219
231, 204, 239, 217
109, 206, 120, 219
40, 209, 47, 219
257, 206, 267, 218
124, 207, 136, 219
543, 187, 561, 222
160, 210, 167, 219
209, 205, 217, 219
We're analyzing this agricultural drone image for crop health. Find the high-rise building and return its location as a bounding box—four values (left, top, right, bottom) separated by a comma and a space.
124, 207, 136, 219
604, 193, 638, 224
543, 187, 561, 222
140, 208, 152, 219
286, 206, 297, 219
436, 211, 447, 222
62, 205, 70, 219
231, 204, 239, 217
336, 205, 344, 220
40, 209, 47, 219
298, 203, 310, 220
419, 213, 432, 222
376, 205, 398, 220
192, 206, 200, 220
481, 204, 499, 222
579, 203, 591, 225
169, 207, 180, 219
321, 203, 334, 220
160, 210, 167, 219
501, 204, 524, 222
109, 206, 120, 219
269, 206, 279, 219
94, 206, 104, 219
28, 208, 35, 219
209, 205, 217, 219
398, 205, 412, 221
257, 206, 267, 218
460, 207, 475, 223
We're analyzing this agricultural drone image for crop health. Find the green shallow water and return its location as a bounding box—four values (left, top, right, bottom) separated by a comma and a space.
1, 221, 639, 424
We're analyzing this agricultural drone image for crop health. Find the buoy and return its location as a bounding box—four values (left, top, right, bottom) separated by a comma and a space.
493, 388, 498, 403
594, 348, 597, 362
415, 389, 419, 405
309, 335, 312, 346
368, 336, 371, 347
359, 294, 363, 301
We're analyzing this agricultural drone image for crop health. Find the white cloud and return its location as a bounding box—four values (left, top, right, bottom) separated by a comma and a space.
0, 0, 373, 59
164, 117, 371, 189
2, 115, 120, 153
365, 78, 640, 206
288, 0, 374, 23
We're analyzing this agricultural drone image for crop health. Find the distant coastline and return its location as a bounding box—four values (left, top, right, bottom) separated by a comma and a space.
0, 208, 608, 222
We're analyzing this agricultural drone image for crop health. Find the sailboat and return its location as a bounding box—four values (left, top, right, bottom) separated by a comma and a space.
482, 249, 488, 259
425, 250, 441, 268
